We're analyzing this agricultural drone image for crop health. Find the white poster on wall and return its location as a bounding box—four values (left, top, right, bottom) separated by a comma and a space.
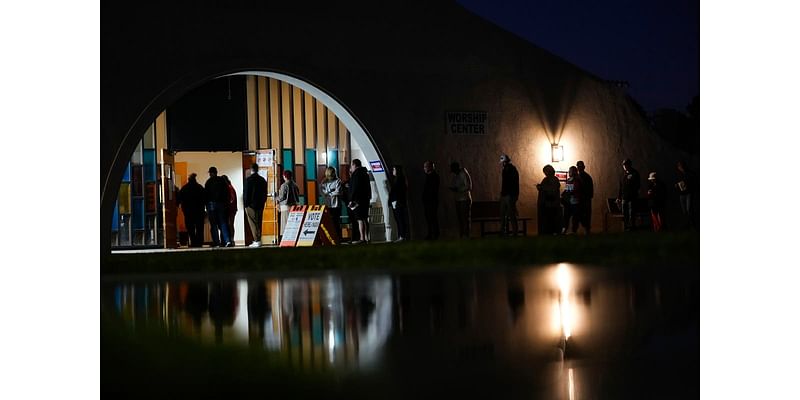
256, 151, 273, 167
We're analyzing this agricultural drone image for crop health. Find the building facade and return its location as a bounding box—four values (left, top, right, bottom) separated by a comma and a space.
102, 2, 697, 252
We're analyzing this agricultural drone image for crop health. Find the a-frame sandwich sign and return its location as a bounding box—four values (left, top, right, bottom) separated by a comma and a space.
296, 205, 338, 247
279, 205, 307, 247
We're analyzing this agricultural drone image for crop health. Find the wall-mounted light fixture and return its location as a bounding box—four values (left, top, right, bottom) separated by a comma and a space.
551, 145, 564, 162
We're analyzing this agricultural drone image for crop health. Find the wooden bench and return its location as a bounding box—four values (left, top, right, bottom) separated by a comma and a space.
471, 200, 532, 237
603, 198, 651, 232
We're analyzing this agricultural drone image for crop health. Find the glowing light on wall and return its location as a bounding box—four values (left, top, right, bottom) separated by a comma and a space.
552, 145, 564, 162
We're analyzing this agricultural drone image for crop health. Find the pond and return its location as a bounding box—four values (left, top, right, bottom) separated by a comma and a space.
101, 263, 698, 399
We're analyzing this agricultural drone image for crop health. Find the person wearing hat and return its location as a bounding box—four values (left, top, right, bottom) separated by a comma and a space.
646, 171, 668, 232
499, 154, 520, 236
616, 158, 641, 231
204, 166, 233, 247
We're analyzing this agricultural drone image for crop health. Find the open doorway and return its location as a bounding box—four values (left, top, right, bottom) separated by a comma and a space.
174, 152, 246, 246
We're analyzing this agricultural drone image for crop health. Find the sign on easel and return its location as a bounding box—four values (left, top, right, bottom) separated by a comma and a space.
296, 205, 338, 247
279, 206, 307, 247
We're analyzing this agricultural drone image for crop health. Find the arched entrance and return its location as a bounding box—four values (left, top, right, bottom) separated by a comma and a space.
107, 71, 394, 250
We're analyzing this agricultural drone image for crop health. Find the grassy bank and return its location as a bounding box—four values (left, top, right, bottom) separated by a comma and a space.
102, 232, 699, 275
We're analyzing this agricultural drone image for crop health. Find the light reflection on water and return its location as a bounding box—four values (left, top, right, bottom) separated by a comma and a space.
108, 275, 393, 370
102, 263, 698, 398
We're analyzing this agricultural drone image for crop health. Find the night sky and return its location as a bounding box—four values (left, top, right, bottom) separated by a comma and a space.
456, 0, 699, 113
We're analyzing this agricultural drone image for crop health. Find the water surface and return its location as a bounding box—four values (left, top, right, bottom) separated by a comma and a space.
102, 263, 698, 399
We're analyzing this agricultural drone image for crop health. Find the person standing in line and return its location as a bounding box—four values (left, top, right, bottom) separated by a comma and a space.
449, 161, 473, 239
422, 160, 440, 240
204, 166, 233, 247
178, 173, 206, 248
320, 166, 344, 242
499, 154, 519, 236
646, 172, 668, 232
276, 170, 300, 238
576, 160, 594, 234
388, 165, 410, 242
674, 160, 696, 230
244, 163, 268, 248
616, 158, 641, 231
561, 166, 583, 234
222, 175, 237, 246
348, 159, 372, 244
536, 164, 561, 235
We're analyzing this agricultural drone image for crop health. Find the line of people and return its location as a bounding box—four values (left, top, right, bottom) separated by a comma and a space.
178, 155, 696, 248
177, 166, 241, 248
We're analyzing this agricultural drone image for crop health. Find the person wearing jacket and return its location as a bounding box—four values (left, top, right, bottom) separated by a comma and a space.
449, 161, 473, 238
276, 170, 300, 238
244, 163, 268, 248
348, 159, 372, 244
388, 165, 410, 242
499, 154, 520, 236
616, 158, 641, 231
674, 160, 696, 230
422, 161, 440, 240
178, 173, 206, 247
576, 160, 594, 234
222, 175, 237, 246
204, 166, 233, 247
320, 166, 344, 242
647, 172, 668, 232
537, 165, 561, 235
561, 166, 583, 234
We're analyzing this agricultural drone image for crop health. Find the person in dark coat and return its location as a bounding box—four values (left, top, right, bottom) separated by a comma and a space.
388, 165, 410, 242
674, 160, 697, 230
204, 166, 233, 247
499, 154, 520, 236
422, 161, 440, 240
348, 159, 372, 243
561, 166, 583, 234
616, 158, 641, 231
536, 164, 561, 235
576, 160, 594, 234
647, 172, 668, 232
244, 163, 268, 247
178, 173, 206, 247
222, 175, 237, 246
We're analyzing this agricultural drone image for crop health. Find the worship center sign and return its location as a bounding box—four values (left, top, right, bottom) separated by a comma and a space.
446, 111, 488, 135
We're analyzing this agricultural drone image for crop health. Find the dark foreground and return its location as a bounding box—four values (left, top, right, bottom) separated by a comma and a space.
102, 236, 699, 399
103, 232, 699, 274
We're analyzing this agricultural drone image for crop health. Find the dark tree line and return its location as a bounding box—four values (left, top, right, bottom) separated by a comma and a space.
649, 95, 700, 155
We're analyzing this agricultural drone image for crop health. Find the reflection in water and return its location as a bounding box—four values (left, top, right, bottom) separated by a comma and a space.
103, 264, 698, 398
568, 367, 575, 400
555, 263, 574, 339
106, 275, 392, 370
